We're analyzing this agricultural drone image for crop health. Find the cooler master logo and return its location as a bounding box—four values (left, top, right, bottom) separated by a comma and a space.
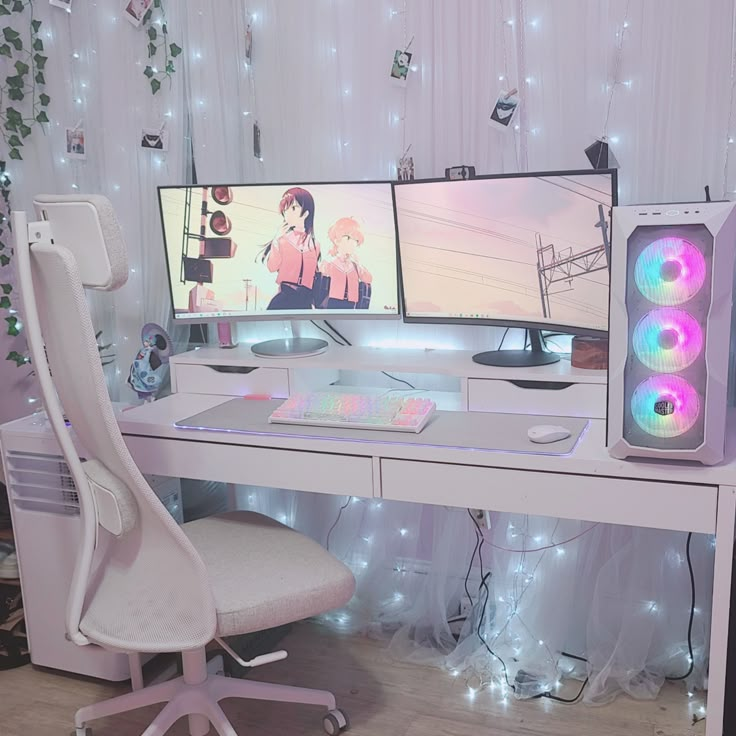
654, 399, 675, 416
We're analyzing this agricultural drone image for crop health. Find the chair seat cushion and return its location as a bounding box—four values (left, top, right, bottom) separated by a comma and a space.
183, 511, 356, 637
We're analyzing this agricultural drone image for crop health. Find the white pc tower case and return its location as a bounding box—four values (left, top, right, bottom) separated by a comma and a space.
0, 410, 182, 680
607, 201, 736, 464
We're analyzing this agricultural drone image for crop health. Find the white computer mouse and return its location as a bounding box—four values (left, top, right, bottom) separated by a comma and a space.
527, 424, 572, 444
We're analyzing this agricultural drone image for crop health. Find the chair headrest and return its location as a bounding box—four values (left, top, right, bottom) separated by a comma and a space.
33, 194, 128, 291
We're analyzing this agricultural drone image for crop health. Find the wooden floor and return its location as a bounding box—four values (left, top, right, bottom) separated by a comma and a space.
0, 621, 707, 736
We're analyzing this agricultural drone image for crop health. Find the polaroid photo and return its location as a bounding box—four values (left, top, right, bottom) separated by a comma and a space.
489, 89, 521, 129
245, 22, 253, 64
141, 127, 169, 151
397, 155, 414, 181
65, 127, 86, 159
123, 0, 154, 27
445, 165, 476, 181
49, 0, 72, 10
390, 49, 412, 87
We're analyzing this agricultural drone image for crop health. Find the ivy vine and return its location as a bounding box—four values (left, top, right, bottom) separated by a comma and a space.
0, 1, 50, 367
142, 0, 182, 95
0, 1, 49, 160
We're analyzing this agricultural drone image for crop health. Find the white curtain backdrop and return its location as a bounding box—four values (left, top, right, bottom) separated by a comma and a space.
1, 0, 730, 712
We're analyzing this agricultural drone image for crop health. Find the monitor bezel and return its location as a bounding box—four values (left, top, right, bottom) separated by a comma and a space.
392, 167, 618, 337
157, 180, 402, 324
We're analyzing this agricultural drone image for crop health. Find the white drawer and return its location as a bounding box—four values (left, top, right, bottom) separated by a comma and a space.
468, 378, 606, 419
127, 435, 375, 497
173, 364, 289, 398
380, 459, 715, 534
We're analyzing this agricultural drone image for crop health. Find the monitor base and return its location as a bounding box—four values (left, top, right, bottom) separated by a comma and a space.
251, 337, 329, 358
473, 329, 561, 367
472, 349, 561, 367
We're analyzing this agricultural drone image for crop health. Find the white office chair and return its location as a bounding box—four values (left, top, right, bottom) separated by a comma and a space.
14, 196, 356, 736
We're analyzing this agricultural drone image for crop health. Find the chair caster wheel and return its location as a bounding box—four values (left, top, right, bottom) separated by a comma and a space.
323, 709, 349, 734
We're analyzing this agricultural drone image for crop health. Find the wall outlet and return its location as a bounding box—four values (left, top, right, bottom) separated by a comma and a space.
470, 508, 492, 530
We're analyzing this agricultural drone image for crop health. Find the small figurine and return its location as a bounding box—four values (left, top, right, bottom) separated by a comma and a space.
128, 323, 172, 401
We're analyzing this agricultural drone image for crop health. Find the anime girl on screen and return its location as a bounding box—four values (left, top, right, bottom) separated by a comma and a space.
260, 187, 321, 310
318, 217, 372, 309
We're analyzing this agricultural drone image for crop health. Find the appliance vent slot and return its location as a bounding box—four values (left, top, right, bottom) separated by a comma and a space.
6, 451, 82, 516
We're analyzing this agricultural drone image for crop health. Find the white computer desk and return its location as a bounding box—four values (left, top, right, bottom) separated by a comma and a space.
118, 393, 736, 736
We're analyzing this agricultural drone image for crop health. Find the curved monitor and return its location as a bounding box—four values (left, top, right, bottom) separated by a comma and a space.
158, 181, 400, 321
394, 169, 617, 335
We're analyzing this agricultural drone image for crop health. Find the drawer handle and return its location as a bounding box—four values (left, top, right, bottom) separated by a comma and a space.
207, 365, 259, 375
508, 380, 573, 390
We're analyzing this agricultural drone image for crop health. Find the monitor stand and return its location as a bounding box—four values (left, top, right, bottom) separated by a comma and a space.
472, 329, 560, 367
251, 337, 328, 358
251, 322, 328, 358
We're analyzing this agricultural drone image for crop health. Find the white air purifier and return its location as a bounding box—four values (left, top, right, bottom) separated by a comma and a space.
0, 411, 182, 680
607, 201, 736, 465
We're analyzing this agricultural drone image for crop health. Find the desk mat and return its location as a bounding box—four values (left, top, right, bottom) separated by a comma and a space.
175, 399, 589, 456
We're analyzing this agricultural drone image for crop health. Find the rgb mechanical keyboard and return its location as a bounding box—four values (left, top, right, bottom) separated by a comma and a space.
268, 392, 436, 433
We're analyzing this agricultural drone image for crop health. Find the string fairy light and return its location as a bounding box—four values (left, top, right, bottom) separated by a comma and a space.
497, 0, 520, 169
601, 0, 632, 145
514, 0, 529, 171
390, 0, 413, 178
723, 3, 736, 197
243, 5, 261, 162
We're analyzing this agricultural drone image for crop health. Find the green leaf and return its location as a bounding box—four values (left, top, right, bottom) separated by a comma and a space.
1, 283, 12, 294
7, 149, 19, 160
14, 60, 28, 75
0, 255, 10, 267
4, 120, 16, 132
148, 26, 157, 41
11, 1, 23, 12
142, 8, 152, 24
32, 37, 42, 52
35, 110, 48, 123
154, 0, 161, 7
0, 7, 11, 16
162, 23, 167, 34
9, 37, 20, 51
31, 19, 41, 32
6, 74, 22, 88
0, 43, 10, 56
34, 71, 44, 84
7, 88, 23, 101
0, 296, 10, 309
150, 77, 161, 94
18, 123, 31, 138
143, 65, 154, 78
147, 42, 156, 57
165, 60, 174, 74
33, 53, 46, 69
5, 315, 20, 336
169, 42, 182, 58
39, 92, 49, 106
6, 351, 28, 367
7, 134, 21, 147
2, 25, 18, 39
6, 107, 21, 121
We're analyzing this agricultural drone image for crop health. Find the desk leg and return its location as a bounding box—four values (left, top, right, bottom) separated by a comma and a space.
706, 485, 736, 736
